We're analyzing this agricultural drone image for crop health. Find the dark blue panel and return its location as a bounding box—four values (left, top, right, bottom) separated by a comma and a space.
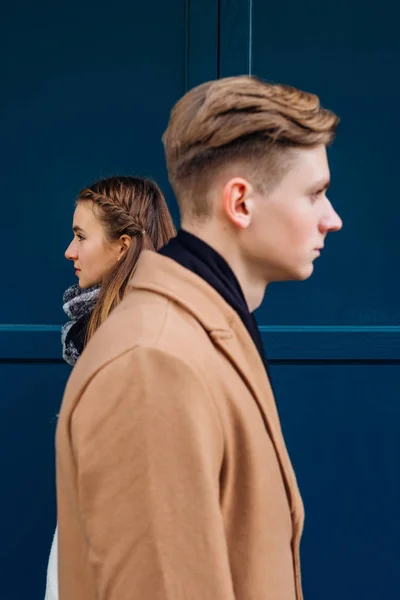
3, 325, 400, 361
186, 0, 219, 88
0, 1, 219, 599
0, 361, 70, 600
260, 326, 400, 361
250, 0, 400, 326
0, 326, 63, 361
217, 2, 400, 599
0, 0, 188, 325
272, 362, 400, 600
219, 0, 252, 77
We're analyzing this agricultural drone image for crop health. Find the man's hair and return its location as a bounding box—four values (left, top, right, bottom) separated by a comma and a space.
162, 76, 339, 218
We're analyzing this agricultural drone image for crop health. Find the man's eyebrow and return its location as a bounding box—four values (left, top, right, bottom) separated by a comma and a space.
315, 178, 330, 190
307, 178, 330, 193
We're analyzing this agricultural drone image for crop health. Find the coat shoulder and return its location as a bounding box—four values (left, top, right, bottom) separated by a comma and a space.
61, 288, 216, 412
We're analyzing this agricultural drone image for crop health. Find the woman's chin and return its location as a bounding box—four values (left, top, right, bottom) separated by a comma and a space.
78, 278, 100, 290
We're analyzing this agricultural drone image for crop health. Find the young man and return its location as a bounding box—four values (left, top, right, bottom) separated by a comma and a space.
56, 76, 342, 600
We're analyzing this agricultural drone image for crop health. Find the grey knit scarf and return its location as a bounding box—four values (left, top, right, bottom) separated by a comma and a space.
61, 284, 100, 366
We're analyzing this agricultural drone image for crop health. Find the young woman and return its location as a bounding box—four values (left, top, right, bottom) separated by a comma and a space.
45, 175, 176, 600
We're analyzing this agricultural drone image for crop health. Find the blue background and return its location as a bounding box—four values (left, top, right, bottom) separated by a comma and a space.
1, 0, 398, 598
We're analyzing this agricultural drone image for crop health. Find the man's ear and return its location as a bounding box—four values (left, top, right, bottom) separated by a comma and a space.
222, 177, 254, 229
117, 234, 132, 260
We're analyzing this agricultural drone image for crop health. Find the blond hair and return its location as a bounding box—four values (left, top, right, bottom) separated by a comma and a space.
163, 76, 339, 217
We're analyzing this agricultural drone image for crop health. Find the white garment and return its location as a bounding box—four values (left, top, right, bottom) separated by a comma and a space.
44, 526, 58, 600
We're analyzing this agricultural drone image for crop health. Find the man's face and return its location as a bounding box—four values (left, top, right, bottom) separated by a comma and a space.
245, 144, 342, 283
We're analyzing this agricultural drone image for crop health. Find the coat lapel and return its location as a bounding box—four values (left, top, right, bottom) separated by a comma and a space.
210, 316, 302, 518
131, 251, 303, 521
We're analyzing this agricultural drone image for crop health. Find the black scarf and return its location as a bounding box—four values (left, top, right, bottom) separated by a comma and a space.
61, 284, 100, 366
159, 230, 271, 379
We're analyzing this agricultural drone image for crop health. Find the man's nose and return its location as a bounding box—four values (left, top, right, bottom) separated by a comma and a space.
319, 200, 343, 234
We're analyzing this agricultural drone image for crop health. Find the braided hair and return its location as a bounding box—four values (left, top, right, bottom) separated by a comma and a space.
76, 176, 176, 342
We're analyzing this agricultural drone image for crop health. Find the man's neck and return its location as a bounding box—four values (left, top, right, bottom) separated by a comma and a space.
181, 224, 267, 312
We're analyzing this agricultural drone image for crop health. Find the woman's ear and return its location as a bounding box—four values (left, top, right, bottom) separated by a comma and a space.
117, 234, 132, 260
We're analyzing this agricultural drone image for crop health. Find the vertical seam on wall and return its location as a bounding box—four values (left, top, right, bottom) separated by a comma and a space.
217, 0, 221, 78
248, 0, 253, 74
184, 0, 190, 90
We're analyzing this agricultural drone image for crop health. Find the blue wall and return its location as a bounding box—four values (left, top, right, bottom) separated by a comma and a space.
247, 0, 400, 596
1, 1, 399, 598
0, 2, 216, 598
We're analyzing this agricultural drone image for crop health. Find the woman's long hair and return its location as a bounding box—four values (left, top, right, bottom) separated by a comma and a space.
76, 176, 176, 343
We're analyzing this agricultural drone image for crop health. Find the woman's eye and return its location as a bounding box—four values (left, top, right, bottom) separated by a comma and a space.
77, 234, 85, 241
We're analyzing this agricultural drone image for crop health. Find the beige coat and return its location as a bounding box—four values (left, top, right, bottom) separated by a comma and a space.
56, 251, 304, 600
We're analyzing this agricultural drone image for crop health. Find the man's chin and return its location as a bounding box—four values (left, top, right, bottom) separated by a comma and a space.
301, 263, 315, 280
265, 263, 314, 283
284, 263, 314, 282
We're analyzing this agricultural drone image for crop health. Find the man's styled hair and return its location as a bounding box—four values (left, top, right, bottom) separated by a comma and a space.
162, 76, 339, 218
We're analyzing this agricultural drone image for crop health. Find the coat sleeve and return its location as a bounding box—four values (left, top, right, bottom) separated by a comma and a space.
71, 345, 235, 600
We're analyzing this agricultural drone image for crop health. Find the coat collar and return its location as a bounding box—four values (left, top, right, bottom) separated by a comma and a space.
130, 251, 303, 520
130, 250, 240, 334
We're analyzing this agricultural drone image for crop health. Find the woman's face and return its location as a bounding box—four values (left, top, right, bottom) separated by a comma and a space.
65, 201, 123, 289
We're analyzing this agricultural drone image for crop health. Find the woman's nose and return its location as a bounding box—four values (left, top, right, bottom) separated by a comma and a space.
65, 239, 77, 261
